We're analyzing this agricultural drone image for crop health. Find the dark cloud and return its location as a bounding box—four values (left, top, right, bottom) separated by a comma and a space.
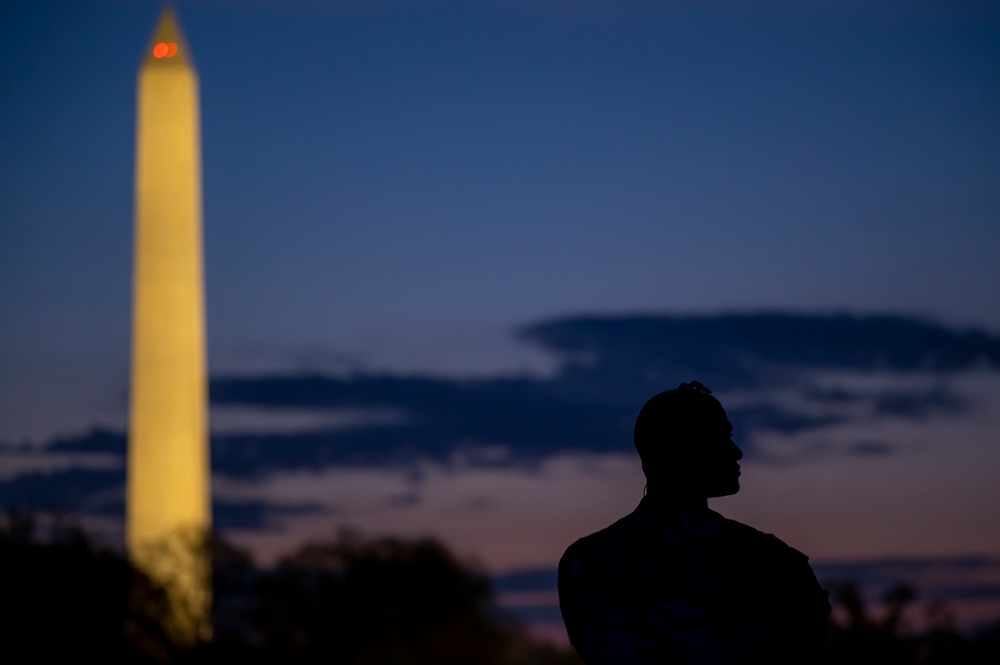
493, 555, 1000, 629
209, 379, 634, 473
728, 405, 843, 437
2, 312, 995, 522
812, 556, 1000, 603
520, 312, 1000, 394
201, 312, 994, 472
205, 385, 855, 474
804, 384, 969, 420
848, 440, 895, 457
383, 492, 420, 508
0, 467, 122, 515
499, 603, 563, 624
813, 556, 1000, 589
0, 460, 327, 531
213, 500, 328, 530
497, 556, 1000, 596
29, 397, 829, 482
46, 428, 125, 456
494, 567, 558, 594
873, 387, 967, 419
802, 387, 864, 404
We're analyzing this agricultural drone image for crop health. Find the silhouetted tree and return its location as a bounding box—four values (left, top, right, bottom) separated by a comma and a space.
0, 511, 174, 663
825, 579, 1000, 665
1, 514, 582, 664
14, 510, 1000, 664
209, 527, 581, 665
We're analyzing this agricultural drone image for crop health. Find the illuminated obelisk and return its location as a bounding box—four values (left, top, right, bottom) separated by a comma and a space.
127, 6, 210, 643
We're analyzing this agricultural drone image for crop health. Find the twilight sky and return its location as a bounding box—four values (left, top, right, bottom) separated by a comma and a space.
2, 0, 999, 641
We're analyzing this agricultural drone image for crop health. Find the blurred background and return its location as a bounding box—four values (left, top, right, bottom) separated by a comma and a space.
2, 0, 999, 661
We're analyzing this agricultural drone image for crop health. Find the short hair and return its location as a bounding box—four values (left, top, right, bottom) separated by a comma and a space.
633, 381, 727, 466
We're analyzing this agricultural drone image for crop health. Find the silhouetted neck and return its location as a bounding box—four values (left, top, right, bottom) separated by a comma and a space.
642, 488, 709, 511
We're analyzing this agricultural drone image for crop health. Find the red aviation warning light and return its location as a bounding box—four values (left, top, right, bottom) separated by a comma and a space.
152, 42, 178, 58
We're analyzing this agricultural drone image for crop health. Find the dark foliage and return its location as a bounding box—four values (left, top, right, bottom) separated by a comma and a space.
826, 580, 1000, 665
0, 514, 580, 665
3, 512, 998, 664
0, 511, 174, 663
209, 528, 572, 664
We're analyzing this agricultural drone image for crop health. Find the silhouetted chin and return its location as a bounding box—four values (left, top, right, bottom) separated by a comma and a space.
707, 477, 740, 498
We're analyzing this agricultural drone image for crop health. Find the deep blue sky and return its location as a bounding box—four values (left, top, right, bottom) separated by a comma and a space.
3, 4, 1000, 637
2, 0, 999, 440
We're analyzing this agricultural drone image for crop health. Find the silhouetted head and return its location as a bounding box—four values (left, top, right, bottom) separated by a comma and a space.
633, 381, 743, 499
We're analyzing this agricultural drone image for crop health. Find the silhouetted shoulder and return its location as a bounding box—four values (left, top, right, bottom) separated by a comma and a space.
558, 509, 685, 663
558, 500, 829, 664
559, 510, 642, 573
714, 515, 814, 568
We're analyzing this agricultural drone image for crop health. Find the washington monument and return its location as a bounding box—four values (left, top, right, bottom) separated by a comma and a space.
127, 6, 210, 642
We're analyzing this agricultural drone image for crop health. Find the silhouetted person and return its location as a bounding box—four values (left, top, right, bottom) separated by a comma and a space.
559, 381, 830, 664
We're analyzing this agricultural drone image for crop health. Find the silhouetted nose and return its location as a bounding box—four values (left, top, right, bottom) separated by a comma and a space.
730, 440, 743, 461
